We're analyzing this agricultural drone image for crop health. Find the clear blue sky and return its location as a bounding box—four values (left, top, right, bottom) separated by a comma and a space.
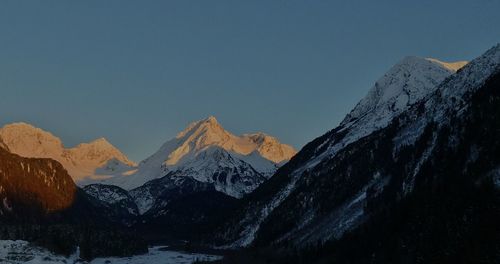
0, 1, 499, 161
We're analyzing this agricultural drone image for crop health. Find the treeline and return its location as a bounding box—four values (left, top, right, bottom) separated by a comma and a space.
197, 179, 499, 264
0, 224, 147, 260
197, 70, 500, 264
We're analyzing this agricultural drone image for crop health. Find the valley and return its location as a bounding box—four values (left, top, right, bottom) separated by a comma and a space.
0, 7, 498, 261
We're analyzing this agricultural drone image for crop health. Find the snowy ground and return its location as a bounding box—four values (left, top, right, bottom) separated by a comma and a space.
0, 240, 222, 264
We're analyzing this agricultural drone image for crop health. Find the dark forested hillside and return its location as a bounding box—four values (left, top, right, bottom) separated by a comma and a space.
206, 45, 500, 263
283, 68, 500, 264
132, 175, 241, 243
0, 147, 147, 260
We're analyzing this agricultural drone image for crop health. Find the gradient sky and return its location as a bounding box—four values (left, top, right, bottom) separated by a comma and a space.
1, 1, 499, 161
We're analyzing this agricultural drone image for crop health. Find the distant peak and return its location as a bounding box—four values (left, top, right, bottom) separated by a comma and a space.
74, 137, 121, 152
205, 116, 218, 123
0, 122, 63, 145
71, 137, 137, 166
0, 122, 65, 158
199, 116, 222, 128
80, 137, 117, 149
176, 116, 225, 139
426, 58, 468, 72
90, 137, 111, 145
3, 122, 39, 130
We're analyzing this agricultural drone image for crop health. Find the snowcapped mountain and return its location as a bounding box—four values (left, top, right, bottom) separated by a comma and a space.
0, 122, 137, 184
284, 45, 500, 263
338, 56, 467, 154
104, 116, 296, 197
212, 54, 477, 248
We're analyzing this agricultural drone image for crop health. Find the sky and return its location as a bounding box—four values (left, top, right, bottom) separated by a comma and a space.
0, 1, 499, 162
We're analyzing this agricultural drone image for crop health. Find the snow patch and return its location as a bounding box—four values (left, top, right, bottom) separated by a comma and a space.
0, 240, 221, 264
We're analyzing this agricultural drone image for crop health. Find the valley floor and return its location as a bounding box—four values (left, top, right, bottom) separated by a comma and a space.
0, 240, 222, 264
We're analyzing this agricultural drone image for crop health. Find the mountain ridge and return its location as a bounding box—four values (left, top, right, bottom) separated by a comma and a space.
210, 44, 500, 264
211, 53, 477, 248
0, 122, 136, 184
103, 116, 296, 196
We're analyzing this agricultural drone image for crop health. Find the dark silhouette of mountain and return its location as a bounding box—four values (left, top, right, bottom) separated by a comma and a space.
132, 174, 241, 243
83, 183, 140, 226
205, 44, 500, 263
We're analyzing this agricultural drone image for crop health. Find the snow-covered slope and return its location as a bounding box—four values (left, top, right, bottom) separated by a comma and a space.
0, 123, 137, 184
0, 240, 221, 264
217, 56, 470, 248
223, 44, 499, 261
270, 44, 500, 247
83, 184, 139, 216
339, 57, 466, 148
104, 116, 296, 196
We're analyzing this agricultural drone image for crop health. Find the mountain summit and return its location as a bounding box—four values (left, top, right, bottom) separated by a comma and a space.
215, 55, 471, 248
160, 116, 295, 168
327, 56, 468, 159
0, 122, 137, 184
104, 116, 296, 196
342, 56, 466, 128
